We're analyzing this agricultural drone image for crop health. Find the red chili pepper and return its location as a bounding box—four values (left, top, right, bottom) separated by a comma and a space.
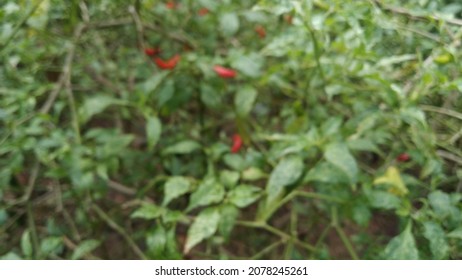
198, 8, 209, 16
396, 153, 411, 162
144, 47, 161, 56
231, 134, 243, 153
213, 65, 237, 79
165, 1, 176, 9
255, 25, 266, 38
154, 54, 181, 70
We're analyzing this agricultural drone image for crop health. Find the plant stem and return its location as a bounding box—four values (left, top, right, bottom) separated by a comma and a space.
334, 225, 359, 260
91, 204, 147, 260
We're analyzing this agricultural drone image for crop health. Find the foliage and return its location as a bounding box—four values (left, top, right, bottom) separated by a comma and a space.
1, 0, 462, 260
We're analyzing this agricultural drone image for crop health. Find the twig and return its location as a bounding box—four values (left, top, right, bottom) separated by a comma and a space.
420, 105, 462, 121
91, 204, 147, 259
128, 5, 146, 50
236, 220, 316, 252
251, 240, 284, 260
437, 150, 462, 165
333, 225, 359, 260
373, 0, 462, 26
62, 236, 99, 260
40, 24, 85, 114
6, 161, 40, 206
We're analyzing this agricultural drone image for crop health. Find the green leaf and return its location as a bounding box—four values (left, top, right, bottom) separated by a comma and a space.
39, 237, 62, 257
144, 72, 169, 93
218, 204, 239, 240
367, 190, 401, 210
228, 184, 262, 208
223, 153, 246, 171
200, 83, 221, 109
235, 86, 258, 117
266, 155, 304, 204
21, 230, 33, 258
184, 207, 220, 253
304, 162, 350, 184
187, 178, 225, 211
146, 224, 167, 259
131, 203, 164, 219
146, 116, 162, 151
219, 170, 240, 189
231, 53, 264, 78
162, 140, 201, 155
448, 227, 462, 239
71, 240, 101, 260
220, 13, 239, 36
0, 252, 22, 260
324, 142, 358, 184
79, 96, 117, 123
422, 221, 448, 260
163, 176, 191, 206
383, 222, 419, 260
428, 191, 452, 219
241, 167, 266, 181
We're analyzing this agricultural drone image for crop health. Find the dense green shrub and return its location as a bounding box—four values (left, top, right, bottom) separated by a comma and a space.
1, 0, 461, 259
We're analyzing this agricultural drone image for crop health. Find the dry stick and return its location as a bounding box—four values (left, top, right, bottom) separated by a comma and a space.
62, 236, 99, 260
91, 204, 147, 260
40, 24, 85, 114
373, 0, 462, 27
84, 66, 123, 95
420, 105, 462, 121
236, 220, 316, 252
251, 240, 284, 260
331, 207, 359, 260
128, 5, 146, 50
437, 150, 462, 165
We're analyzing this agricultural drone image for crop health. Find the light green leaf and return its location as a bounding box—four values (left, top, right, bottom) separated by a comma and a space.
162, 140, 201, 155
184, 207, 220, 253
187, 178, 225, 211
228, 184, 261, 208
448, 227, 462, 239
79, 96, 117, 123
383, 222, 419, 260
0, 252, 22, 260
231, 53, 264, 78
144, 72, 169, 93
131, 203, 164, 219
21, 230, 32, 258
39, 237, 62, 256
423, 221, 448, 260
146, 116, 162, 150
373, 166, 408, 196
223, 154, 246, 171
163, 177, 191, 206
71, 240, 101, 260
266, 155, 304, 204
324, 142, 358, 184
235, 86, 258, 117
242, 167, 266, 181
220, 13, 239, 36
